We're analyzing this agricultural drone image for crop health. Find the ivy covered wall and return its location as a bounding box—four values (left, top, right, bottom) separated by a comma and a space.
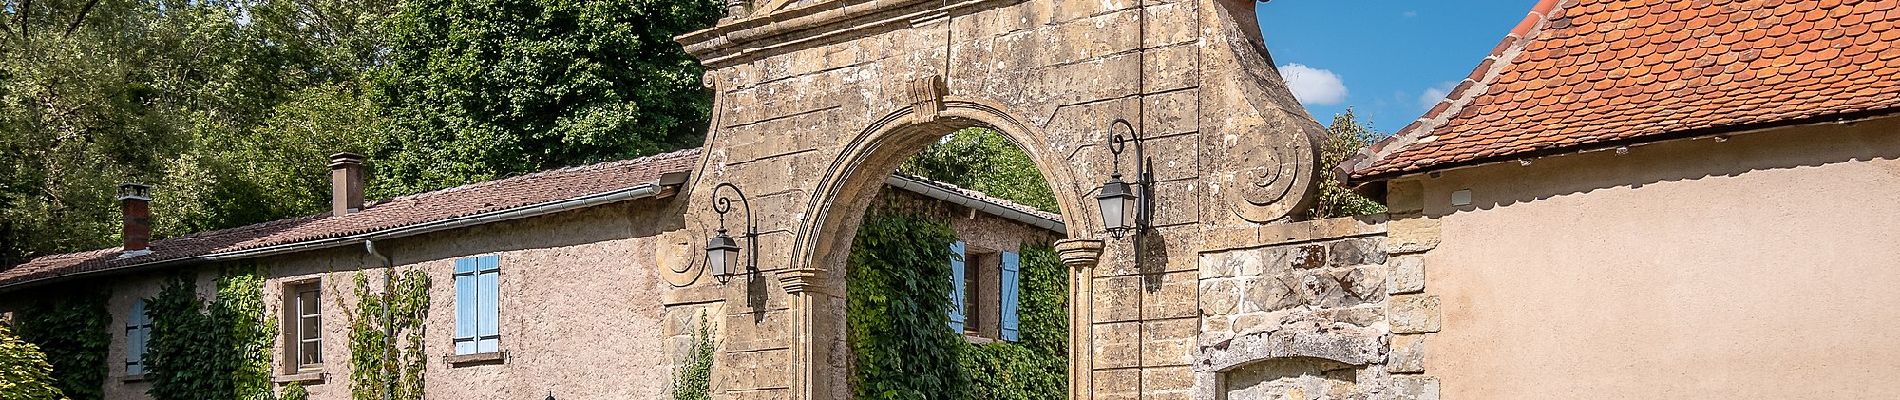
143, 267, 275, 400
846, 203, 1068, 399
13, 287, 111, 400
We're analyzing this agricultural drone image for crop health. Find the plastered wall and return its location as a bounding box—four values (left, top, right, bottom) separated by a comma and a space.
1401, 115, 1900, 398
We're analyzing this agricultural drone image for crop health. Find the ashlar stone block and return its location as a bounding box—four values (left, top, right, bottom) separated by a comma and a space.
1388, 294, 1443, 334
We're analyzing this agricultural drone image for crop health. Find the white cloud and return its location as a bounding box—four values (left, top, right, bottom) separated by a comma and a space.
1418, 81, 1457, 111
1278, 64, 1348, 105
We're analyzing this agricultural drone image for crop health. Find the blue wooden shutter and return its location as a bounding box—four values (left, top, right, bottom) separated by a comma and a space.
126, 301, 146, 374
477, 255, 501, 353
948, 241, 966, 332
453, 258, 478, 355
1000, 251, 1021, 342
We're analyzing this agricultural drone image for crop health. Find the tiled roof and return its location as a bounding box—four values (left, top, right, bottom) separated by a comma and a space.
0, 149, 702, 289
1348, 0, 1900, 180
886, 173, 1065, 230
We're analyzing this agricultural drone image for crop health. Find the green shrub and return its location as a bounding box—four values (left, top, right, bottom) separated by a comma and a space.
671, 312, 714, 400
0, 323, 68, 400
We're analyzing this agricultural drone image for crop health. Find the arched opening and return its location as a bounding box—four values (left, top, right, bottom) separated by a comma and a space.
797, 100, 1091, 399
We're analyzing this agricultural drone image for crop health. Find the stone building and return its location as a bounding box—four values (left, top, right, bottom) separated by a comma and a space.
6, 0, 1900, 398
1338, 0, 1900, 398
0, 150, 1064, 400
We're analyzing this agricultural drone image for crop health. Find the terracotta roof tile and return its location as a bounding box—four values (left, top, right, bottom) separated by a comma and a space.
0, 149, 702, 289
1348, 0, 1900, 180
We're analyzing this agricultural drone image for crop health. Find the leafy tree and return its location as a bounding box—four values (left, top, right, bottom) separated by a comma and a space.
900, 128, 1059, 213
1313, 109, 1386, 218
366, 0, 724, 198
0, 322, 68, 400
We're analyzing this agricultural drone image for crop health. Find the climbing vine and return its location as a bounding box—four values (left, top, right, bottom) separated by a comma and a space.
671, 312, 714, 400
142, 267, 275, 400
13, 287, 110, 400
845, 203, 1071, 399
847, 207, 969, 399
144, 266, 276, 400
339, 269, 429, 400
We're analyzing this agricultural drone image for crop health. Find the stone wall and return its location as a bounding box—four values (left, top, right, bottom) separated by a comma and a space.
1191, 216, 1434, 400
673, 0, 1329, 397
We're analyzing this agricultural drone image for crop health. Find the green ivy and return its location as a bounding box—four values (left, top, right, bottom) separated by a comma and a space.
0, 322, 68, 400
279, 382, 309, 400
847, 208, 970, 399
143, 267, 276, 400
671, 312, 714, 400
341, 269, 429, 400
846, 204, 1071, 399
14, 288, 110, 400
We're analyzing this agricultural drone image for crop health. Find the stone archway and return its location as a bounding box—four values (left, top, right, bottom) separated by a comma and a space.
672, 0, 1329, 398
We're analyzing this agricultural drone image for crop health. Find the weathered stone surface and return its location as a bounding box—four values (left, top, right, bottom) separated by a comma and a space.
1389, 294, 1443, 334
1243, 275, 1301, 313
1200, 278, 1244, 316
1386, 216, 1442, 254
1387, 334, 1427, 373
1291, 244, 1328, 269
1388, 255, 1426, 295
1391, 375, 1442, 400
1330, 237, 1389, 267
1198, 327, 1387, 371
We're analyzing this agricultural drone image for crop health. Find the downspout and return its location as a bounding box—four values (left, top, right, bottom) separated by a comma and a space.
365, 240, 395, 400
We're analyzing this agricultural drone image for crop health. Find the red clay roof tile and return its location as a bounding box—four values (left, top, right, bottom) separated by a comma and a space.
0, 149, 702, 289
1349, 0, 1900, 180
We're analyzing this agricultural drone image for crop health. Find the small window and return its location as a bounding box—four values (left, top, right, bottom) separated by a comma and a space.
947, 242, 1021, 342
454, 255, 501, 355
125, 301, 152, 375
284, 280, 323, 371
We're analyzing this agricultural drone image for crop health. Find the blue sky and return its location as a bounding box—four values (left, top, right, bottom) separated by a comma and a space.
1255, 1, 1531, 133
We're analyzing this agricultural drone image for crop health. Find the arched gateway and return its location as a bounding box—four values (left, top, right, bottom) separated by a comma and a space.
672, 0, 1333, 398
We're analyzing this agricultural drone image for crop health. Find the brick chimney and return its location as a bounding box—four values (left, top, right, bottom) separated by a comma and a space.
329, 153, 365, 216
117, 183, 152, 252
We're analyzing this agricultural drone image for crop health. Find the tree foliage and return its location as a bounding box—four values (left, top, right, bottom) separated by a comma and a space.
1313, 109, 1386, 218
0, 322, 68, 400
0, 0, 722, 266
900, 128, 1059, 213
365, 0, 724, 197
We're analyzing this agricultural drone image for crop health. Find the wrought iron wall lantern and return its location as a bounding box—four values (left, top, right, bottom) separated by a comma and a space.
1097, 118, 1152, 239
706, 182, 757, 284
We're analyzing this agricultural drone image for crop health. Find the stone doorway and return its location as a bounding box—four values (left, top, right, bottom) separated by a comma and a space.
669, 0, 1329, 397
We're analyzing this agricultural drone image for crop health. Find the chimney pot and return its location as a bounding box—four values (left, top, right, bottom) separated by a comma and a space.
118, 183, 152, 252
330, 152, 366, 216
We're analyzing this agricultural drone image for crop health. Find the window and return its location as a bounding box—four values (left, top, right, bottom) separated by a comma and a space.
947, 241, 1021, 342
454, 255, 501, 355
125, 301, 152, 375
284, 280, 322, 371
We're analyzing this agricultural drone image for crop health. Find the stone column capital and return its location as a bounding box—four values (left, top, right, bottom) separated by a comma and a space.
775, 268, 824, 295
1053, 239, 1104, 268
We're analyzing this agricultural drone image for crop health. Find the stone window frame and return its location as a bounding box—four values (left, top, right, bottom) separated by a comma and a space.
280, 278, 324, 374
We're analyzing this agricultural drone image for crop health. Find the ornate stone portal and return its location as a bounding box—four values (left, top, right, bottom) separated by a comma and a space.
667, 0, 1340, 398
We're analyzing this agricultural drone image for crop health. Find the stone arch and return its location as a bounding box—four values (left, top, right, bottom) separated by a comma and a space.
670, 0, 1333, 398
796, 96, 1095, 276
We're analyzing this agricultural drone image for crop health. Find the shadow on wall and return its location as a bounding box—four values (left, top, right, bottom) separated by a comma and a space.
1423, 114, 1900, 217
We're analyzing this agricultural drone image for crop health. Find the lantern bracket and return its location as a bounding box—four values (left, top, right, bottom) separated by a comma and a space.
711, 182, 758, 281
1104, 118, 1153, 239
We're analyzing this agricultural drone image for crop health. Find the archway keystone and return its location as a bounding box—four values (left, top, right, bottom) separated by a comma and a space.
674, 0, 1325, 397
